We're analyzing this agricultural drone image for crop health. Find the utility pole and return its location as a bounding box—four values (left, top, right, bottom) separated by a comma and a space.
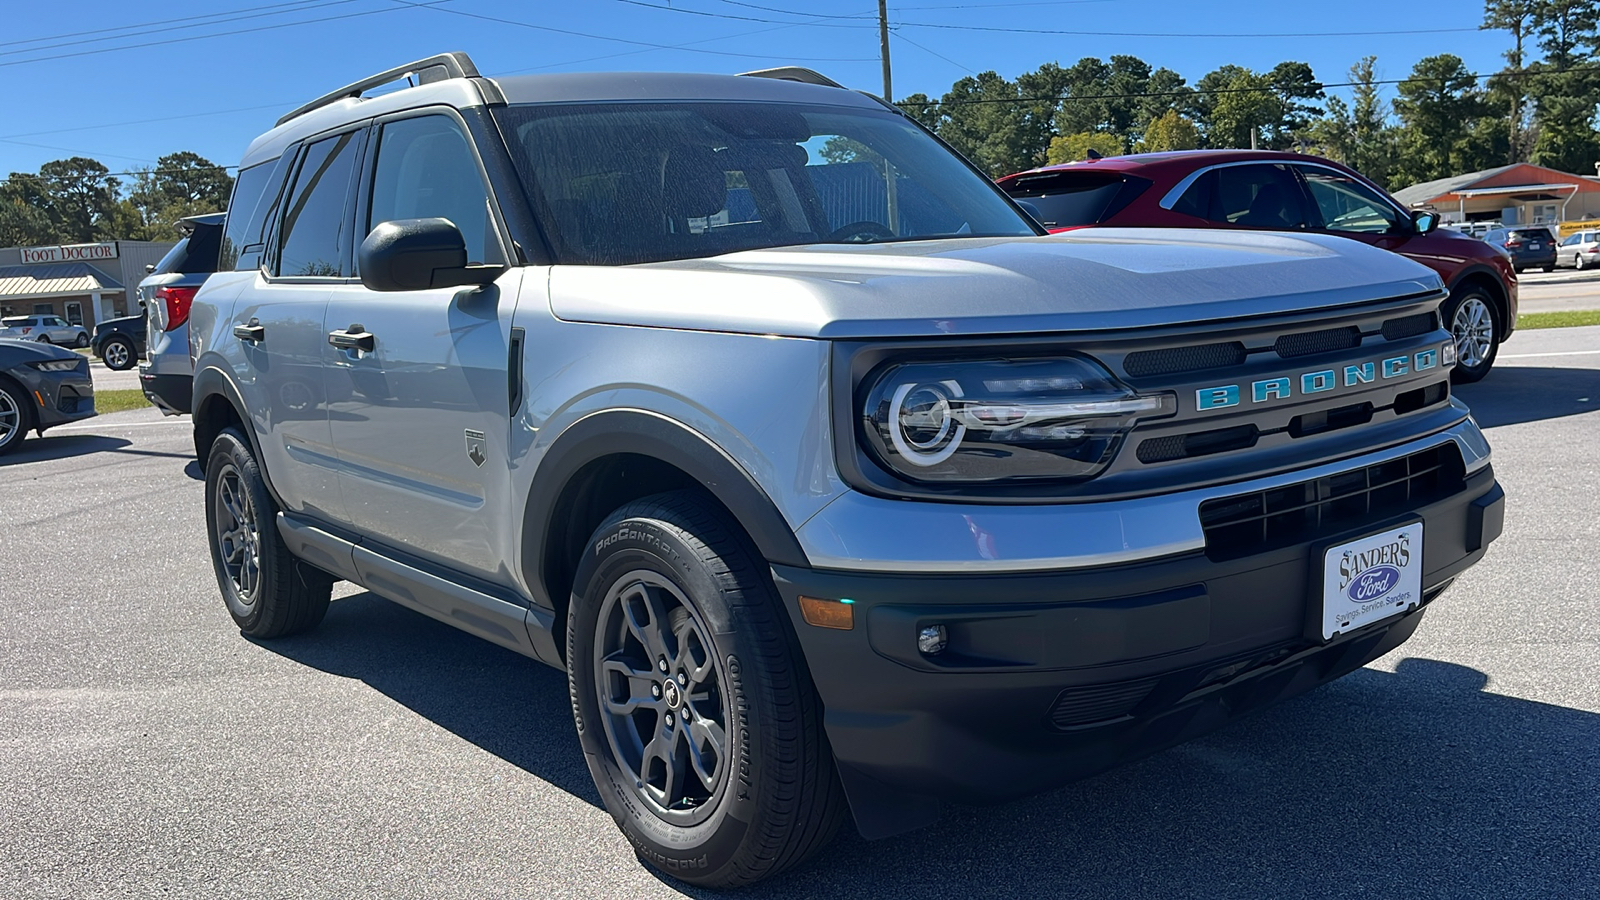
878, 0, 892, 102
879, 0, 898, 232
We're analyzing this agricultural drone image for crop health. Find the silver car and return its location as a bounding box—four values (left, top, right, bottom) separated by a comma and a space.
0, 315, 90, 347
189, 54, 1505, 888
1557, 229, 1600, 269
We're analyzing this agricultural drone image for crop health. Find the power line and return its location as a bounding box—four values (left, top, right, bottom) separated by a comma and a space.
893, 21, 1483, 38
0, 0, 350, 48
893, 31, 975, 74
614, 0, 874, 29
0, 0, 369, 58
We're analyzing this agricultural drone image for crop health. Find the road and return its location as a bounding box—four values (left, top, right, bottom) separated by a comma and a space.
1510, 267, 1600, 314
3, 328, 1597, 899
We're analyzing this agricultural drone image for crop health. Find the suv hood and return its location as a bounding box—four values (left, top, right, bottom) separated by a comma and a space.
548, 228, 1443, 339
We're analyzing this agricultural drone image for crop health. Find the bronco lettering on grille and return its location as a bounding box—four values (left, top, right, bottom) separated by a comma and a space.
1196, 344, 1446, 411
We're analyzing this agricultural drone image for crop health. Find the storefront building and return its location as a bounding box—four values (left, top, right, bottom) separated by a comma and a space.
1392, 163, 1600, 229
0, 240, 174, 329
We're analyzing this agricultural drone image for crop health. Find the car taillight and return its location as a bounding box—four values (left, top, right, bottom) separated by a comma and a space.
154, 286, 197, 331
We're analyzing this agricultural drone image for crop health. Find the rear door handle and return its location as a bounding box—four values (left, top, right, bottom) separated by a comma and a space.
233, 320, 265, 343
328, 325, 375, 353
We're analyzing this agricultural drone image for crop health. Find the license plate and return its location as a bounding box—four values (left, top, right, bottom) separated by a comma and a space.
1320, 523, 1423, 640
1530, 242, 1542, 249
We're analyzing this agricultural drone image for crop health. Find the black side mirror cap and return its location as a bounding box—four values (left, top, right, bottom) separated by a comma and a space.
358, 217, 504, 292
1412, 210, 1440, 235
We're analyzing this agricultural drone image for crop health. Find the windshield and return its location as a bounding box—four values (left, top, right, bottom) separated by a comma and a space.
494, 101, 1036, 265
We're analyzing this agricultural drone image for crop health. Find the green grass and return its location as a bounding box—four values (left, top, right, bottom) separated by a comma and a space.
1516, 310, 1600, 330
95, 389, 152, 414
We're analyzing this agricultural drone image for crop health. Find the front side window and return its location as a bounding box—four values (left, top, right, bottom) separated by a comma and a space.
494, 102, 1034, 265
368, 115, 503, 266
1175, 164, 1310, 230
276, 131, 362, 277
1300, 168, 1402, 234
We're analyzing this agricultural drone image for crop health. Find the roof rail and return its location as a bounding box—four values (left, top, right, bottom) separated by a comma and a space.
275, 51, 483, 127
737, 67, 845, 89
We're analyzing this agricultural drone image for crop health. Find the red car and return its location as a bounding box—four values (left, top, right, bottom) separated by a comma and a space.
997, 150, 1517, 383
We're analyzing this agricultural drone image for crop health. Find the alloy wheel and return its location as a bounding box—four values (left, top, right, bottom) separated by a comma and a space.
213, 463, 262, 613
593, 570, 731, 825
1451, 297, 1495, 369
0, 388, 19, 448
104, 341, 129, 369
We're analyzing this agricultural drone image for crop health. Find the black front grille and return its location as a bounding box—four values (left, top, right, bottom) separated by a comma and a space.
1138, 424, 1260, 463
1047, 679, 1158, 730
1381, 312, 1437, 341
1274, 326, 1361, 358
1123, 341, 1246, 378
1198, 444, 1465, 560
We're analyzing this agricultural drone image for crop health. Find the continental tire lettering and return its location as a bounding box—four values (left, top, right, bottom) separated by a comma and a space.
728, 654, 753, 801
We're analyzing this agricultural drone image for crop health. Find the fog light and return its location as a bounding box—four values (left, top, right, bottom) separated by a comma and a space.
1441, 340, 1458, 367
917, 624, 948, 655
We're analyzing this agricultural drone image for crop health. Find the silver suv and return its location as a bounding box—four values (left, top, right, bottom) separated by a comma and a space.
138, 212, 224, 414
190, 53, 1505, 887
0, 315, 89, 347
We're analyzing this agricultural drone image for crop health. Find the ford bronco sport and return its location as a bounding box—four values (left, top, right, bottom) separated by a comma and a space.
190, 53, 1505, 887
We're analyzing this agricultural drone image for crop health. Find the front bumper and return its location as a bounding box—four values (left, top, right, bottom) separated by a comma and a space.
139, 369, 191, 415
776, 437, 1503, 838
29, 371, 96, 430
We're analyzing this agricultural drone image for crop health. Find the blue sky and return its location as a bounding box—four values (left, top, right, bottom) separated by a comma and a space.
0, 0, 1510, 179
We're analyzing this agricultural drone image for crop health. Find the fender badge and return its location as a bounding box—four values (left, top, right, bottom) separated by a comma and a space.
464, 428, 487, 467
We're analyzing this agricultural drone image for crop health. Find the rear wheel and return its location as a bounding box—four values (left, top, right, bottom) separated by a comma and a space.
102, 336, 134, 370
1577, 254, 1588, 271
1446, 288, 1500, 384
35, 335, 51, 344
73, 333, 89, 349
204, 427, 332, 638
567, 491, 845, 887
0, 378, 34, 456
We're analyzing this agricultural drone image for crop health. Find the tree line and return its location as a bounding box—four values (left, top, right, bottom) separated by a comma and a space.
0, 152, 232, 248
897, 1, 1600, 190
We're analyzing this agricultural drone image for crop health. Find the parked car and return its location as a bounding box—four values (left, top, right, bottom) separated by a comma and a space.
91, 311, 146, 371
190, 55, 1503, 887
996, 150, 1519, 383
0, 315, 90, 348
0, 338, 95, 454
138, 212, 224, 414
1480, 226, 1557, 273
1556, 229, 1600, 269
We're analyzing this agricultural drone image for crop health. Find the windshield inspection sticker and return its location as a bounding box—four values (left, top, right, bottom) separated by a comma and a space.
1321, 522, 1423, 640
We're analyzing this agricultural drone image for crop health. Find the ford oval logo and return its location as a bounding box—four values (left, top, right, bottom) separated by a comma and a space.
1347, 565, 1401, 603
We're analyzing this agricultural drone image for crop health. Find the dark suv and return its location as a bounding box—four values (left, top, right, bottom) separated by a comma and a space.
1480, 226, 1557, 273
998, 151, 1519, 383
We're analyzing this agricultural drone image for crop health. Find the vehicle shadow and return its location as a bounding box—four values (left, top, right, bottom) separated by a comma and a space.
254, 591, 602, 806
1, 433, 131, 464
1454, 365, 1600, 428
737, 657, 1600, 899
259, 596, 1600, 897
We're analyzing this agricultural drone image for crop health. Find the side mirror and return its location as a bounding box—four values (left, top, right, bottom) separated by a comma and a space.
358, 218, 503, 293
144, 263, 156, 273
1412, 210, 1439, 235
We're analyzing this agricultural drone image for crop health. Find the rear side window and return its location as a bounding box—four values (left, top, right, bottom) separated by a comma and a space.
1000, 171, 1150, 227
1174, 164, 1309, 230
151, 223, 221, 276
367, 115, 503, 266
276, 131, 363, 278
220, 160, 286, 271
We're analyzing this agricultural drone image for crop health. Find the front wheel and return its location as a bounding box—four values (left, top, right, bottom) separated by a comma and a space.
1446, 289, 1500, 384
204, 427, 332, 638
0, 377, 34, 456
567, 491, 845, 887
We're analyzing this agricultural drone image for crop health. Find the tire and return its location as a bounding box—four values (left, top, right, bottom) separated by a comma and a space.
1543, 264, 1555, 272
73, 333, 88, 349
1445, 287, 1500, 384
0, 376, 34, 456
567, 491, 845, 887
1577, 255, 1588, 271
204, 427, 332, 638
35, 334, 51, 344
102, 336, 135, 370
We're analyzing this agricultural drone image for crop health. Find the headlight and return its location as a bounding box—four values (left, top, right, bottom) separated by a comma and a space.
860, 356, 1174, 483
30, 359, 81, 372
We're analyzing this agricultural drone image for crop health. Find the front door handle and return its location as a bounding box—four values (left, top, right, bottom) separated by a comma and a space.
328, 324, 375, 353
233, 320, 265, 343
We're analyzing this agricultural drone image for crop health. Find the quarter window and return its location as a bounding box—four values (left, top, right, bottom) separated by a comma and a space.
277, 131, 362, 278
367, 115, 502, 266
221, 160, 286, 271
1174, 164, 1310, 230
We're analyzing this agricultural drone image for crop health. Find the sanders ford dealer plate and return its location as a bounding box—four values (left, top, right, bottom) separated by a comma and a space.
1321, 523, 1423, 640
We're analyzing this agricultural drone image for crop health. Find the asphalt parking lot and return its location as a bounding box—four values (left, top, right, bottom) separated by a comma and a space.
3, 326, 1597, 899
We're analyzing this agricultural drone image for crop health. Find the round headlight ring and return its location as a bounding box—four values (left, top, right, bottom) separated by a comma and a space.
889, 380, 966, 466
